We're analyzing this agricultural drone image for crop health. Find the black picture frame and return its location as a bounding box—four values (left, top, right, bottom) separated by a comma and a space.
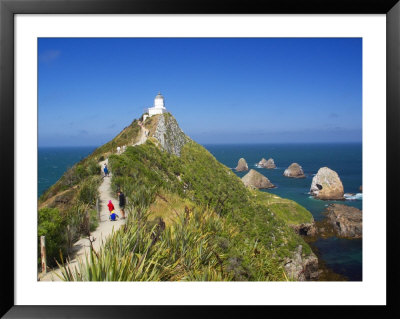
1, 0, 399, 317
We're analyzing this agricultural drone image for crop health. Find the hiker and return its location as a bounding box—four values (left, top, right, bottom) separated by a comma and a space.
109, 210, 119, 221
117, 190, 126, 219
107, 200, 115, 213
103, 163, 109, 177
117, 146, 121, 154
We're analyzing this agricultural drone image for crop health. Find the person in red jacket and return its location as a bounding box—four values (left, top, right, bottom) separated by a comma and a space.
107, 200, 115, 213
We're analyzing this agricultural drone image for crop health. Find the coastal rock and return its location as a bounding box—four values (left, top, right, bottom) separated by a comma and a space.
310, 167, 344, 200
283, 163, 305, 178
325, 204, 362, 238
284, 245, 319, 281
290, 223, 317, 237
241, 169, 275, 189
259, 158, 276, 169
235, 158, 249, 171
153, 113, 190, 157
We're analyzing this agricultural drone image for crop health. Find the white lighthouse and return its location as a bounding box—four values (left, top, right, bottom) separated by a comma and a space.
147, 92, 168, 117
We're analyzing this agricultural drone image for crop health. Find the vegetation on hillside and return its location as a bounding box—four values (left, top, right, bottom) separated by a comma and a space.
60, 136, 314, 281
40, 113, 315, 280
37, 118, 143, 267
251, 190, 314, 225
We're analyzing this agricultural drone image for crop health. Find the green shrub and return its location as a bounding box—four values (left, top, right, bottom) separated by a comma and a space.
38, 207, 68, 267
86, 159, 100, 176
75, 164, 87, 180
77, 177, 99, 206
89, 209, 99, 232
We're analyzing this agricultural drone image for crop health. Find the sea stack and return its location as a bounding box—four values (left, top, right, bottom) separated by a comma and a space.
242, 169, 275, 189
235, 158, 249, 172
283, 163, 305, 178
325, 204, 362, 238
310, 167, 344, 200
259, 158, 276, 169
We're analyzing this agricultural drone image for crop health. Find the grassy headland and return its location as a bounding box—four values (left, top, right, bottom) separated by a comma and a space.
40, 113, 316, 280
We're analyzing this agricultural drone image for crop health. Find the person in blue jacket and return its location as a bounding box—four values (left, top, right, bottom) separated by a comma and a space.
103, 163, 109, 177
109, 210, 119, 221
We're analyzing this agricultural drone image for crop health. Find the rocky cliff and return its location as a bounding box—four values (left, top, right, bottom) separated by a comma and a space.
325, 204, 362, 238
153, 113, 190, 156
284, 245, 319, 281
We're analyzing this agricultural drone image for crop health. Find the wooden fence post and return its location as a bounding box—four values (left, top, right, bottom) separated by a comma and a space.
67, 225, 71, 249
86, 210, 90, 236
40, 236, 47, 273
96, 197, 100, 221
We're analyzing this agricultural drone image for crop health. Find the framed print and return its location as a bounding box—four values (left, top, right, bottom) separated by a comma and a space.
1, 0, 399, 317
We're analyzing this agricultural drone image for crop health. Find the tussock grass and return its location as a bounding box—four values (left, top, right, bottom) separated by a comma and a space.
59, 206, 244, 281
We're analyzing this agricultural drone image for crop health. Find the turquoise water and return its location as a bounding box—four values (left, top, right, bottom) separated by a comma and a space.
38, 146, 96, 197
204, 143, 362, 281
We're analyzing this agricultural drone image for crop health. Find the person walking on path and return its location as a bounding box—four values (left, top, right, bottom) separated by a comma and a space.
118, 191, 126, 219
107, 200, 115, 213
103, 163, 109, 177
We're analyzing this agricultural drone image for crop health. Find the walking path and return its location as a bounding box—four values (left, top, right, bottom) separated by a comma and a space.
134, 121, 149, 146
40, 123, 149, 281
40, 158, 125, 281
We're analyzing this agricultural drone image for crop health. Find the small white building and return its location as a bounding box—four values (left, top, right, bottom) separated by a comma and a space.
147, 92, 168, 117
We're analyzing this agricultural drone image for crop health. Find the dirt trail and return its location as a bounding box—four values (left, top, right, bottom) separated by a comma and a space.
133, 121, 148, 146
40, 122, 149, 281
40, 159, 126, 281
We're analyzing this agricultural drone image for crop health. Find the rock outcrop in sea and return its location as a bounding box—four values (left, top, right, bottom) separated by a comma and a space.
324, 204, 362, 238
241, 169, 274, 189
310, 167, 344, 200
235, 158, 249, 171
283, 163, 305, 178
259, 158, 276, 169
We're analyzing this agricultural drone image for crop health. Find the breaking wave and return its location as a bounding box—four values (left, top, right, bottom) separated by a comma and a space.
344, 193, 363, 200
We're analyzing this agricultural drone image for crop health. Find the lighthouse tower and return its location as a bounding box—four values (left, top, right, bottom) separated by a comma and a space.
148, 92, 168, 117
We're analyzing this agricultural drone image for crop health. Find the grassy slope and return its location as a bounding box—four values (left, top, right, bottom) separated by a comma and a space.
41, 113, 314, 279
251, 190, 314, 225
102, 136, 314, 281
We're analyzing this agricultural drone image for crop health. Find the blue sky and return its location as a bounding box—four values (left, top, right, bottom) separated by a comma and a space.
38, 38, 362, 146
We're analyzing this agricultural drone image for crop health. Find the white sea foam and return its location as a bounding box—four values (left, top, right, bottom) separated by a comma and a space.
344, 193, 363, 200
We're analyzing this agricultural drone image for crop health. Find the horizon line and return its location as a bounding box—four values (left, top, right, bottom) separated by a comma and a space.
38, 141, 362, 148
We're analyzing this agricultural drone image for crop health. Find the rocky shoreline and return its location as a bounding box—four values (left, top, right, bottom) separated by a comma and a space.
293, 204, 362, 240
284, 245, 319, 281
234, 156, 361, 281
289, 203, 362, 280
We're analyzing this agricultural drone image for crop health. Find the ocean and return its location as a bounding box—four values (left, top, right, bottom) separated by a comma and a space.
204, 143, 362, 281
38, 146, 97, 197
38, 143, 362, 281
